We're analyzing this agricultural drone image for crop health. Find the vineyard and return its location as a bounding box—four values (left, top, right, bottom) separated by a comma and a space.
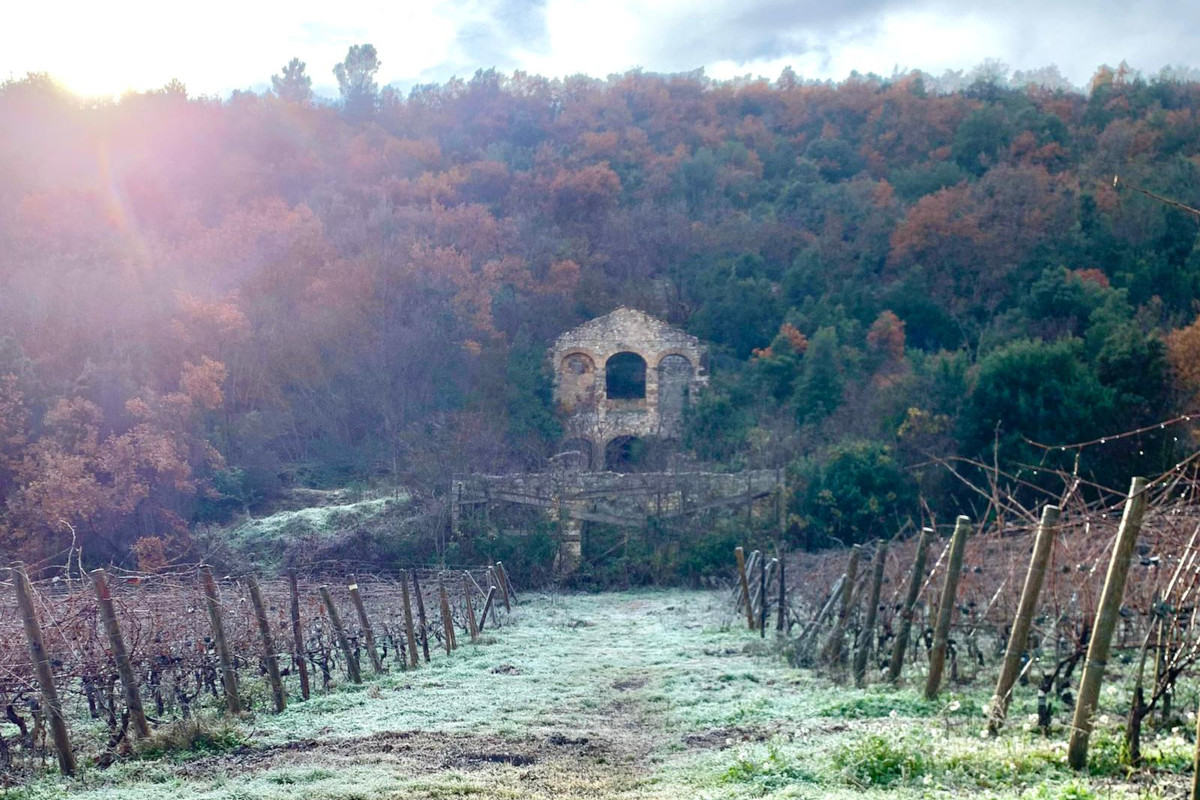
730, 432, 1200, 788
0, 559, 516, 781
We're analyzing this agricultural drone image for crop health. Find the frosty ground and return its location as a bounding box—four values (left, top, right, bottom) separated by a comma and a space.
10, 591, 1190, 799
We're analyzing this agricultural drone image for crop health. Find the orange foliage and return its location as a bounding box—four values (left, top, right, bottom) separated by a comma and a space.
132, 535, 169, 572
867, 311, 906, 362
1168, 316, 1200, 411
180, 357, 227, 411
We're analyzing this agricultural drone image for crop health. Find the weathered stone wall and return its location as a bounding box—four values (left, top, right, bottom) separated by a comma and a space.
550, 308, 708, 469
453, 468, 783, 573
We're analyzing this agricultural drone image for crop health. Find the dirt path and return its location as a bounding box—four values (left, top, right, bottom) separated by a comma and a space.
56, 591, 749, 799
28, 591, 1141, 799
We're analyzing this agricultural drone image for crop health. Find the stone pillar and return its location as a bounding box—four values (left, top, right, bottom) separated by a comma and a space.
554, 500, 584, 576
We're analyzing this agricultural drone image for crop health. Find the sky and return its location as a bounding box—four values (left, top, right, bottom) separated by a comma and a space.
2, 0, 1196, 98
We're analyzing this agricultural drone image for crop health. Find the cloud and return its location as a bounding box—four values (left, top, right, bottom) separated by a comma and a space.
1, 0, 1197, 96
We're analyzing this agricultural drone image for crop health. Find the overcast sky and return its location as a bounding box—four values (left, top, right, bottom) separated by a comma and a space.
3, 0, 1195, 98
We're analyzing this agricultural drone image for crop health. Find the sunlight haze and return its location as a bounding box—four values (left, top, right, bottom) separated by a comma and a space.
6, 0, 1200, 96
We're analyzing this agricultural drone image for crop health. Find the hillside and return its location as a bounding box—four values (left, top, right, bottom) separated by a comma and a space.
2, 62, 1200, 564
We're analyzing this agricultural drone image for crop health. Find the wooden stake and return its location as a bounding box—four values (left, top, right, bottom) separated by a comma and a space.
347, 576, 384, 675
246, 575, 287, 712
736, 549, 760, 614
462, 573, 480, 642
91, 568, 151, 737
1068, 477, 1148, 770
747, 550, 763, 626
13, 562, 76, 776
797, 574, 845, 660
478, 587, 497, 631
759, 555, 770, 637
412, 571, 431, 663
853, 540, 889, 688
496, 562, 516, 605
399, 569, 420, 668
493, 564, 511, 612
486, 570, 500, 627
988, 505, 1061, 733
437, 575, 455, 654
823, 544, 862, 666
776, 547, 787, 633
888, 526, 933, 684
288, 571, 310, 700
925, 516, 971, 700
319, 586, 362, 684
200, 565, 242, 713
735, 547, 755, 630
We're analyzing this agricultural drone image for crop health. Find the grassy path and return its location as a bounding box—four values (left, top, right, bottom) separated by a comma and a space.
13, 591, 1180, 799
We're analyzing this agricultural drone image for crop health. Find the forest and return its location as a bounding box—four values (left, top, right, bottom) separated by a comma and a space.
3, 50, 1200, 566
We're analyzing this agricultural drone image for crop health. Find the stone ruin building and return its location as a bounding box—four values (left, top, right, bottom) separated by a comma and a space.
452, 307, 783, 574
550, 307, 708, 471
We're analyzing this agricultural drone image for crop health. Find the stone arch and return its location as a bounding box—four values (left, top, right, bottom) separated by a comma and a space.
558, 352, 596, 411
605, 351, 647, 400
605, 435, 646, 472
657, 353, 694, 428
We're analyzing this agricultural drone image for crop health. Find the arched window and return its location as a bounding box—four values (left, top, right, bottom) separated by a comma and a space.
605, 435, 646, 471
559, 353, 596, 411
605, 352, 647, 400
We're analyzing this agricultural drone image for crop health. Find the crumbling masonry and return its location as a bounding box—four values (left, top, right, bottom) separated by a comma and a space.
551, 308, 708, 471
451, 308, 783, 574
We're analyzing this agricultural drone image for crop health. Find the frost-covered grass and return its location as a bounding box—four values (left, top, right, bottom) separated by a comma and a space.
217, 494, 409, 567
9, 591, 1188, 799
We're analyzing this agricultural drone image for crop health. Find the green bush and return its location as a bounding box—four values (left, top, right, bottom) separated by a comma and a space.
136, 716, 244, 761
832, 733, 930, 787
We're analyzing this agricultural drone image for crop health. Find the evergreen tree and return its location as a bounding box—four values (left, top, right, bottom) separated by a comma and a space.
333, 44, 380, 121
271, 57, 313, 104
794, 327, 843, 424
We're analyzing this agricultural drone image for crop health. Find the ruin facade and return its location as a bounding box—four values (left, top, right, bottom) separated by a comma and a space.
550, 308, 708, 471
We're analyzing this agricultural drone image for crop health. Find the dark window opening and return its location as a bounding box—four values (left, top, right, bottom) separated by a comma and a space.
605, 352, 647, 399
605, 436, 646, 471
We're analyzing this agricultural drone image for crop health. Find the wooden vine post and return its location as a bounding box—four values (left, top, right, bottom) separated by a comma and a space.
797, 574, 845, 660
319, 586, 362, 684
492, 565, 511, 612
13, 562, 76, 776
438, 575, 456, 654
758, 556, 770, 637
91, 568, 151, 738
200, 565, 242, 713
478, 587, 498, 631
747, 550, 763, 625
853, 539, 889, 688
496, 562, 516, 605
925, 515, 971, 700
288, 571, 311, 700
399, 569, 420, 668
823, 544, 862, 666
735, 547, 755, 630
246, 575, 287, 712
776, 547, 786, 634
888, 526, 933, 683
1068, 477, 1148, 770
462, 572, 480, 641
988, 504, 1061, 733
486, 570, 500, 627
347, 576, 384, 675
412, 571, 432, 663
